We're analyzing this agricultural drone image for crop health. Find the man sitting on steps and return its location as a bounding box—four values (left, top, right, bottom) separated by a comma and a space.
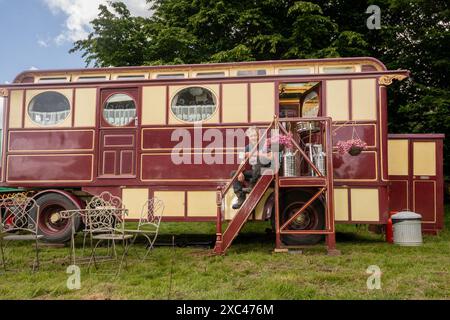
230, 126, 272, 210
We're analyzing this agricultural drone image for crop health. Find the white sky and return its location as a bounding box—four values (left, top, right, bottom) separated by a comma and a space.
42, 0, 153, 45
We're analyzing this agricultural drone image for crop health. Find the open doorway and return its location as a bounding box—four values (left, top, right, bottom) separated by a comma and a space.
278, 82, 321, 118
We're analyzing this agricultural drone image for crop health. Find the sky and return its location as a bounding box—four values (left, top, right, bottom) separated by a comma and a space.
0, 0, 152, 84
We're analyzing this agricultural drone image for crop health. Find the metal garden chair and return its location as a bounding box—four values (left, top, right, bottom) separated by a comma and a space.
84, 203, 132, 272
119, 198, 164, 271
59, 192, 132, 268
0, 194, 43, 272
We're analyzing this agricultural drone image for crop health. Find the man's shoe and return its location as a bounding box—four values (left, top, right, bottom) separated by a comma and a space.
232, 195, 246, 209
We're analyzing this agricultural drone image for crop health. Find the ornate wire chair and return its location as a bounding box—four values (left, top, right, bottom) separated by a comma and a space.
121, 197, 164, 263
82, 192, 125, 253
0, 194, 43, 272
59, 192, 131, 268
82, 193, 132, 272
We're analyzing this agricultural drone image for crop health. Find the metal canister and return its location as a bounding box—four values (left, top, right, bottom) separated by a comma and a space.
283, 149, 297, 177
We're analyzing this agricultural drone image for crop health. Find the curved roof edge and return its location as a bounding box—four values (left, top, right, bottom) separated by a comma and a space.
12, 57, 387, 83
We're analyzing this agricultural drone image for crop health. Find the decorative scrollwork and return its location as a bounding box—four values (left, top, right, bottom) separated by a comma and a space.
141, 197, 164, 226
378, 74, 408, 86
84, 192, 125, 232
0, 88, 8, 97
0, 194, 39, 234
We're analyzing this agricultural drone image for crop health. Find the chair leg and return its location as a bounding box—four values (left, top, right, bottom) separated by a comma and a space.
0, 239, 6, 272
142, 234, 155, 261
117, 236, 136, 275
33, 238, 40, 272
82, 232, 88, 256
111, 239, 117, 260
88, 240, 102, 272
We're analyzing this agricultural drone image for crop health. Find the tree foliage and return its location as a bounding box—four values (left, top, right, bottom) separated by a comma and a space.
71, 0, 450, 176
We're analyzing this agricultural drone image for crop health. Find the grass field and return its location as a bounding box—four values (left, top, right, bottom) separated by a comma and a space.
0, 206, 449, 300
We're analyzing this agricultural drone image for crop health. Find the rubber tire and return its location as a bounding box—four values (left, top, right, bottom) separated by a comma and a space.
31, 193, 82, 243
271, 190, 325, 245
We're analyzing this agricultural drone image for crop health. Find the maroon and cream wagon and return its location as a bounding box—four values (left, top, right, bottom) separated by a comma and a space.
0, 57, 444, 253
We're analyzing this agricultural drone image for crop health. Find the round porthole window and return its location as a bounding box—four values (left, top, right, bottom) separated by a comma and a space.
171, 87, 217, 122
28, 91, 70, 126
103, 93, 136, 126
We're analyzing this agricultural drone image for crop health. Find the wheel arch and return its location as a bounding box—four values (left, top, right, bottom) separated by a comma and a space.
33, 189, 84, 210
263, 188, 327, 221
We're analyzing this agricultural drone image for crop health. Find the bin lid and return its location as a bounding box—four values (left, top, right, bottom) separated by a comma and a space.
391, 211, 422, 221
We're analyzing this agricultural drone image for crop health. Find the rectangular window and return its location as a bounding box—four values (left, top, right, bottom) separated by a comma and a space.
195, 72, 226, 78
236, 69, 267, 76
322, 66, 354, 74
116, 75, 147, 80
278, 68, 311, 75
156, 73, 185, 79
77, 76, 108, 82
37, 77, 69, 83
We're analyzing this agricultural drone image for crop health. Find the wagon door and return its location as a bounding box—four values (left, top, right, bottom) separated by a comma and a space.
98, 88, 140, 178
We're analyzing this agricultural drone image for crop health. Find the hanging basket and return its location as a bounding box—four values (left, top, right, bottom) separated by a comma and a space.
348, 145, 364, 156
337, 139, 367, 157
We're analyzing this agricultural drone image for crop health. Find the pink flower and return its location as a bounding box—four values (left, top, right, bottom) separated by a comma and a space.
266, 132, 293, 149
336, 139, 367, 155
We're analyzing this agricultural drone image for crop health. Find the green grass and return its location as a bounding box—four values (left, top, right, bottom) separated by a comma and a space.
0, 206, 449, 300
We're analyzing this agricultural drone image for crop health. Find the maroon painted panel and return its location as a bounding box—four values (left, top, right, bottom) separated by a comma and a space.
7, 155, 92, 181
142, 127, 252, 150
120, 151, 134, 175
103, 151, 116, 175
332, 124, 376, 147
104, 135, 134, 147
413, 181, 436, 224
141, 154, 238, 180
333, 152, 377, 180
388, 180, 408, 212
9, 130, 94, 151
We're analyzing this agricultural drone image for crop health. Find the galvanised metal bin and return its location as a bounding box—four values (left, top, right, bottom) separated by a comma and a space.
391, 211, 423, 246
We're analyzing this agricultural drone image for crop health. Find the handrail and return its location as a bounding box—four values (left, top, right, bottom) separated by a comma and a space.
221, 119, 275, 196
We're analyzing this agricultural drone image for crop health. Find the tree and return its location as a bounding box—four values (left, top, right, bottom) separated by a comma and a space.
71, 0, 450, 178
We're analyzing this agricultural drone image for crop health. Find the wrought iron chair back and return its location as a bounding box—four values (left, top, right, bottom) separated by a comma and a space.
0, 194, 39, 235
138, 197, 164, 231
84, 192, 125, 234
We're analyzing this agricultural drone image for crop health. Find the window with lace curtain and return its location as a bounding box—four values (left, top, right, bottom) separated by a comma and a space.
27, 91, 70, 126
171, 87, 217, 122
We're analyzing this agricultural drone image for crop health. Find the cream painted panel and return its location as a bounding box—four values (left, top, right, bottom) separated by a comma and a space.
187, 191, 216, 217
222, 83, 247, 123
334, 188, 349, 221
326, 80, 349, 121
168, 85, 220, 124
8, 90, 24, 128
122, 188, 148, 219
250, 82, 275, 122
351, 189, 379, 221
413, 142, 436, 176
142, 86, 167, 125
74, 88, 97, 127
25, 89, 73, 128
388, 139, 409, 176
352, 79, 376, 120
224, 190, 238, 220
154, 191, 185, 217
